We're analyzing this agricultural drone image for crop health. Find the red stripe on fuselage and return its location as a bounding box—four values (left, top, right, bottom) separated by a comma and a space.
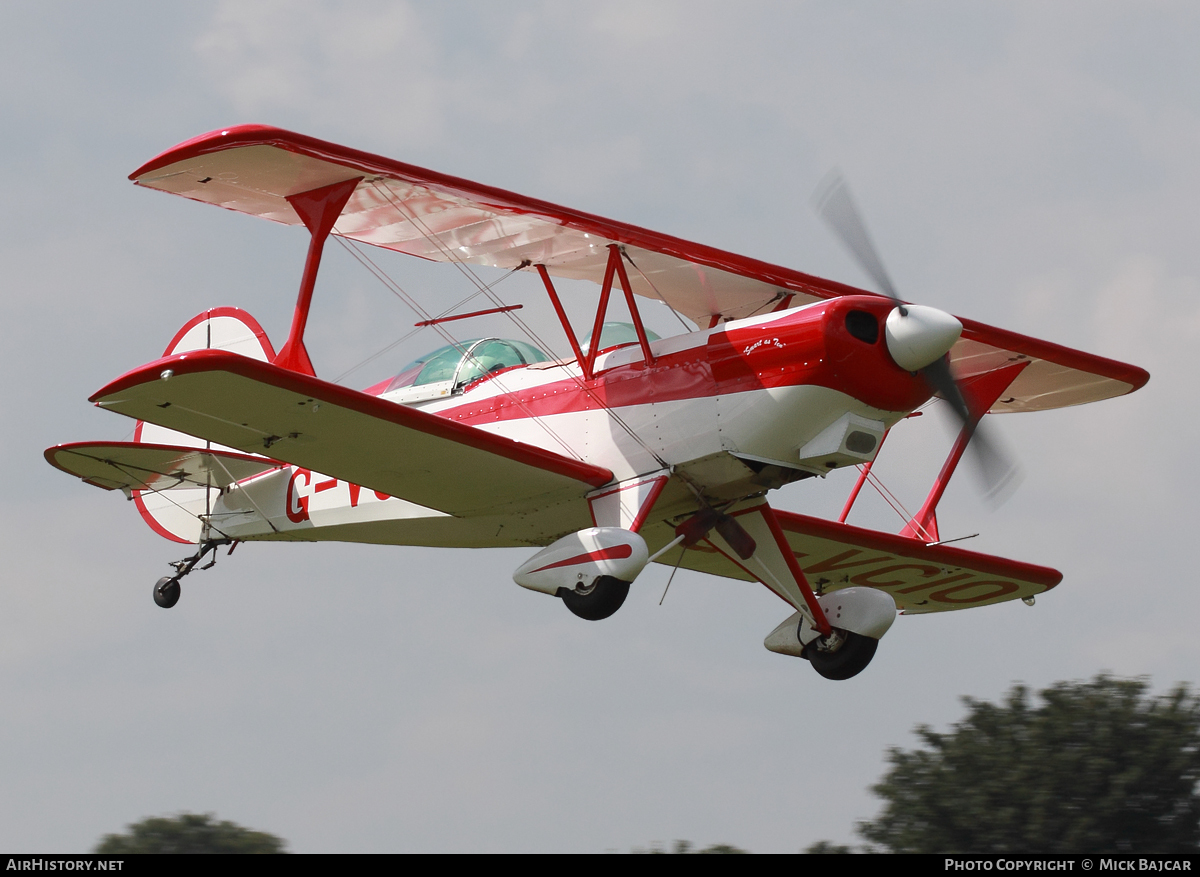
435, 297, 929, 426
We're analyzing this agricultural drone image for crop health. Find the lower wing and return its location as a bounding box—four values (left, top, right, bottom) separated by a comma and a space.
89, 349, 613, 517
649, 509, 1061, 613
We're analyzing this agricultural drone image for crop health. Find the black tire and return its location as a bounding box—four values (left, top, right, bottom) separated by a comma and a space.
559, 576, 630, 621
807, 631, 878, 680
153, 576, 181, 609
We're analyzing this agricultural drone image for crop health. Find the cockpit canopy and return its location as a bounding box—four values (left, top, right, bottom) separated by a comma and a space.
381, 338, 551, 404
581, 321, 660, 354
378, 323, 661, 406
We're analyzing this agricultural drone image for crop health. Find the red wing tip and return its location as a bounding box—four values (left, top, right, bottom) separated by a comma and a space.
958, 319, 1151, 393
89, 352, 184, 402
129, 124, 291, 180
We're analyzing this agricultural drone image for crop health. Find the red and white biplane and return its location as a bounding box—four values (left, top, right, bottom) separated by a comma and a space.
46, 126, 1149, 680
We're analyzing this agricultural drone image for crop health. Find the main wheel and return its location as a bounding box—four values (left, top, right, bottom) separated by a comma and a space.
559, 576, 630, 621
806, 631, 878, 680
153, 576, 181, 609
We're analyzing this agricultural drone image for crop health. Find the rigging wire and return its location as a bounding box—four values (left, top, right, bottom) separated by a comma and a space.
352, 182, 670, 469
862, 473, 910, 525
620, 248, 694, 333
862, 469, 938, 541
330, 236, 522, 384
93, 447, 235, 539
332, 232, 582, 461
370, 182, 668, 466
208, 456, 282, 536
846, 397, 957, 542
127, 480, 228, 536
98, 450, 289, 541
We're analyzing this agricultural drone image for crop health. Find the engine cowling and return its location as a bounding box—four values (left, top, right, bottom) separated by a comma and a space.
513, 527, 649, 596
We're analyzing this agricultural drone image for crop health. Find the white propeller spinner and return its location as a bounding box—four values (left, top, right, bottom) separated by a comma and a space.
884, 305, 963, 372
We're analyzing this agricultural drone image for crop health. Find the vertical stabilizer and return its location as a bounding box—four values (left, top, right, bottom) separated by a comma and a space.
133, 308, 276, 543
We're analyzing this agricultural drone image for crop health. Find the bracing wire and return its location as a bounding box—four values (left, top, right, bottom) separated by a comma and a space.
621, 248, 694, 333
862, 470, 937, 541
331, 232, 582, 461
368, 182, 669, 467
330, 236, 523, 384
346, 182, 670, 469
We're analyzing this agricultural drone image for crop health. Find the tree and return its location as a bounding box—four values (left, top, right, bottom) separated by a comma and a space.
857, 676, 1200, 853
632, 840, 749, 853
802, 840, 855, 853
94, 812, 287, 854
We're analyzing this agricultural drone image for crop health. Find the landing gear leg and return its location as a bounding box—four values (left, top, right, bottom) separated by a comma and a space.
152, 539, 231, 609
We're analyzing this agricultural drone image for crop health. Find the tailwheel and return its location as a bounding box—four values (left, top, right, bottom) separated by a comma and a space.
153, 576, 181, 609
806, 630, 878, 680
152, 538, 233, 609
558, 575, 630, 621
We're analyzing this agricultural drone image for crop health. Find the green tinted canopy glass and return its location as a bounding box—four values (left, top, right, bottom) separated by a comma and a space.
386, 338, 551, 393
581, 322, 660, 354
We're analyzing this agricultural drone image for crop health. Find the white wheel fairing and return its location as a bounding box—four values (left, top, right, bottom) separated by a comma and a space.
513, 528, 649, 597
764, 588, 897, 658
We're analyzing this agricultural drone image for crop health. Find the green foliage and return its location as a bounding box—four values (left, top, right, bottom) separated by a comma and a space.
695, 843, 748, 854
857, 676, 1200, 854
632, 839, 749, 853
94, 812, 287, 854
802, 840, 856, 853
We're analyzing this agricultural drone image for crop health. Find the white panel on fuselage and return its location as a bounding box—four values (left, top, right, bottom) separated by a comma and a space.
715, 385, 903, 469
211, 465, 449, 541
443, 385, 902, 494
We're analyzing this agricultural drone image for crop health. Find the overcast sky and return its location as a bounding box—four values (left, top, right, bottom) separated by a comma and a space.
2, 1, 1195, 853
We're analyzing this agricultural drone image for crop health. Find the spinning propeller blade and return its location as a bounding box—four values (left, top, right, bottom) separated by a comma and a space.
813, 172, 1019, 501
920, 356, 1020, 502
814, 173, 901, 304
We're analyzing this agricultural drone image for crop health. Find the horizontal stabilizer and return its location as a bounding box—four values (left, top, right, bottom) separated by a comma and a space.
90, 350, 613, 516
45, 441, 281, 493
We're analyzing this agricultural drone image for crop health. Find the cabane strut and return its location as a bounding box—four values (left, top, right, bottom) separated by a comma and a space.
274, 177, 362, 376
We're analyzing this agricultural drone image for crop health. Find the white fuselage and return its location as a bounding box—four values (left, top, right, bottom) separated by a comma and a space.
196, 297, 924, 548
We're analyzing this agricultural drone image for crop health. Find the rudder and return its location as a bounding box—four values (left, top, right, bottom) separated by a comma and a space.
134, 308, 276, 543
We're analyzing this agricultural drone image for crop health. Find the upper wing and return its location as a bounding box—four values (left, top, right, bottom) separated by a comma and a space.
129, 126, 1147, 413
645, 509, 1061, 613
45, 441, 280, 492
130, 126, 830, 327
89, 349, 613, 517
